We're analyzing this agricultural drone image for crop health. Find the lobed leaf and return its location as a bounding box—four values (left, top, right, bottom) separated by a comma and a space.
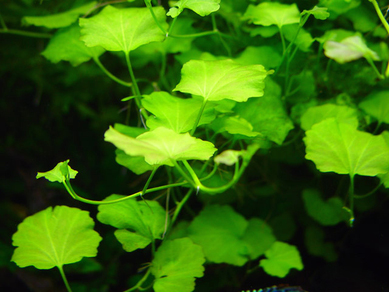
359, 91, 389, 124
167, 0, 221, 18
22, 2, 96, 29
104, 126, 216, 167
11, 206, 101, 269
36, 160, 78, 183
42, 24, 105, 66
151, 238, 205, 292
97, 195, 166, 252
79, 6, 167, 52
304, 118, 389, 177
174, 59, 268, 102
259, 241, 303, 278
301, 6, 330, 20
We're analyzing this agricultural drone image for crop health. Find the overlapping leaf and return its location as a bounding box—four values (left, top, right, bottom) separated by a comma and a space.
304, 118, 389, 177
167, 0, 221, 18
104, 126, 216, 167
259, 241, 303, 278
12, 206, 101, 269
174, 59, 268, 102
301, 6, 330, 20
210, 116, 262, 138
142, 92, 215, 133
151, 238, 205, 292
302, 189, 347, 225
79, 6, 167, 52
188, 205, 275, 266
97, 195, 166, 252
359, 91, 389, 124
42, 24, 105, 66
22, 2, 96, 28
243, 2, 300, 28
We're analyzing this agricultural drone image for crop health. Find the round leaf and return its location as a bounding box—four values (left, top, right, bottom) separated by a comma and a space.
359, 91, 389, 124
11, 206, 102, 270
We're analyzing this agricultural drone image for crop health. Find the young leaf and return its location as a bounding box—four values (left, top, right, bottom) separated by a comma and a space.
79, 6, 167, 52
359, 91, 389, 124
22, 2, 96, 29
36, 160, 78, 183
104, 126, 216, 167
42, 24, 105, 67
324, 35, 380, 64
301, 6, 330, 20
142, 92, 215, 133
300, 104, 359, 131
304, 118, 389, 177
174, 59, 268, 102
11, 206, 101, 269
243, 2, 300, 29
151, 238, 205, 292
167, 0, 221, 18
188, 205, 275, 266
97, 195, 166, 252
259, 241, 304, 278
234, 46, 282, 69
302, 189, 347, 225
214, 150, 243, 166
210, 116, 263, 138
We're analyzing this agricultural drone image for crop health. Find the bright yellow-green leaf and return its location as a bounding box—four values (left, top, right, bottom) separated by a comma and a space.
174, 59, 268, 102
36, 160, 78, 183
359, 91, 389, 124
167, 0, 220, 18
11, 206, 101, 269
79, 5, 167, 52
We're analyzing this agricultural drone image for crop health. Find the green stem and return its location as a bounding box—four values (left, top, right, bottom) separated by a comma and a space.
354, 181, 383, 199
93, 57, 132, 87
124, 268, 151, 292
365, 56, 384, 79
167, 16, 178, 36
171, 161, 197, 188
190, 99, 207, 136
144, 0, 167, 35
124, 52, 142, 108
346, 175, 355, 227
171, 189, 193, 226
369, 0, 389, 34
0, 28, 52, 38
0, 13, 7, 29
211, 13, 231, 57
58, 266, 73, 292
141, 167, 159, 197
62, 179, 189, 205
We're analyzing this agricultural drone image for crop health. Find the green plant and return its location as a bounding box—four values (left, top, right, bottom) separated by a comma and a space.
4, 0, 389, 291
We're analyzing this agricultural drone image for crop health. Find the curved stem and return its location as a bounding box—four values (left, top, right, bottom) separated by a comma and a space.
0, 28, 52, 38
58, 266, 73, 292
171, 189, 193, 226
354, 181, 383, 199
365, 56, 384, 79
124, 268, 151, 292
369, 0, 389, 34
93, 57, 132, 87
144, 0, 167, 35
124, 52, 142, 108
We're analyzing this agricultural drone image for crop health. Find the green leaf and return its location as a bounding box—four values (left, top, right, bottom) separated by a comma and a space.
214, 149, 243, 166
174, 59, 268, 102
283, 24, 314, 52
301, 6, 330, 20
167, 0, 221, 18
79, 6, 167, 52
142, 92, 215, 133
36, 160, 78, 183
304, 118, 389, 177
305, 225, 337, 262
151, 238, 205, 292
234, 46, 282, 69
323, 35, 380, 64
359, 91, 389, 124
318, 0, 361, 15
41, 24, 105, 67
210, 116, 262, 138
22, 2, 96, 29
300, 104, 359, 131
11, 206, 101, 269
259, 241, 303, 278
302, 189, 347, 225
234, 78, 294, 145
188, 205, 275, 266
97, 195, 166, 252
243, 2, 300, 29
104, 126, 216, 167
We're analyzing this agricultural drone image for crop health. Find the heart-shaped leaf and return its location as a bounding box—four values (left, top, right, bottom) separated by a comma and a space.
79, 5, 167, 52
304, 118, 389, 177
167, 0, 221, 18
97, 195, 166, 252
22, 2, 96, 29
104, 126, 216, 167
11, 206, 101, 269
259, 241, 303, 278
151, 238, 205, 292
174, 59, 268, 102
42, 24, 105, 66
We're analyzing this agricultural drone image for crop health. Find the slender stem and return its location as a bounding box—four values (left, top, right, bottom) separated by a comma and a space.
141, 167, 159, 197
190, 99, 207, 136
144, 0, 167, 35
93, 57, 132, 87
58, 266, 73, 292
369, 0, 389, 34
167, 16, 178, 36
62, 179, 189, 205
365, 57, 384, 79
0, 28, 52, 38
124, 52, 142, 109
354, 181, 383, 199
211, 13, 231, 57
124, 268, 151, 292
0, 13, 7, 29
171, 189, 193, 226
347, 175, 355, 227
171, 161, 197, 188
